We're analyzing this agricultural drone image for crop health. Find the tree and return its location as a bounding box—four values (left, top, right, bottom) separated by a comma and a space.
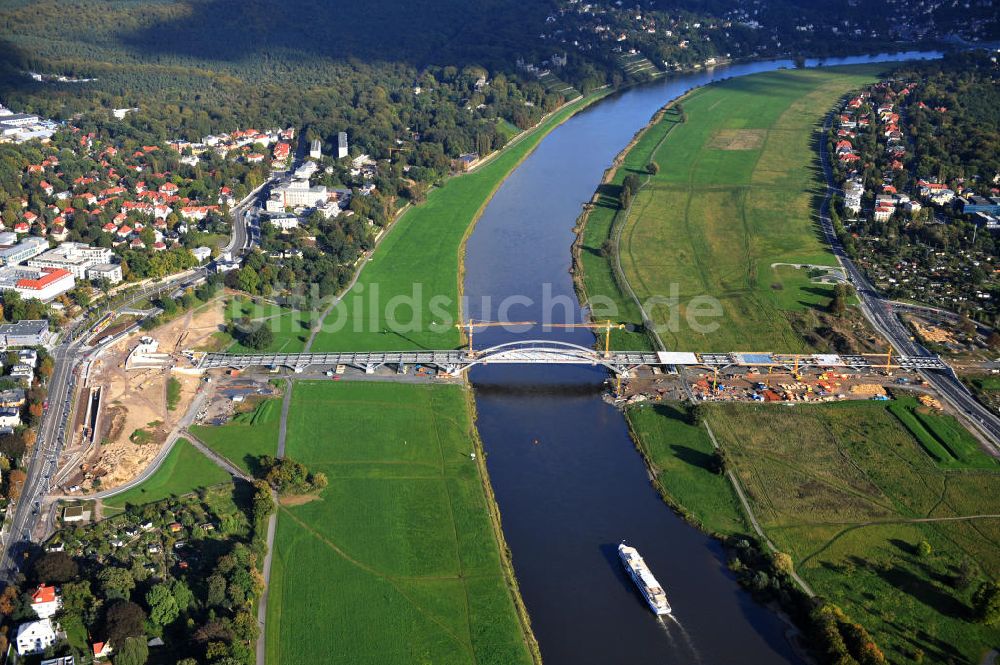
687, 403, 706, 427
237, 266, 259, 294
829, 283, 849, 317
916, 540, 932, 558
145, 583, 179, 627
33, 552, 78, 584
972, 580, 1000, 625
710, 447, 728, 475
112, 635, 148, 665
0, 585, 20, 616
98, 567, 135, 601
243, 324, 273, 350
38, 356, 54, 380
646, 162, 659, 175
61, 581, 99, 626
772, 551, 794, 576
103, 600, 146, 647
987, 331, 1000, 351
6, 469, 26, 501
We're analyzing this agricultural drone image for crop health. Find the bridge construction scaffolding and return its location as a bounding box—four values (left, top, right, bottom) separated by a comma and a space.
193, 341, 949, 376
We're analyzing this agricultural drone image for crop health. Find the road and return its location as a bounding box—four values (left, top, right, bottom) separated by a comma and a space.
0, 263, 215, 582
817, 113, 1000, 454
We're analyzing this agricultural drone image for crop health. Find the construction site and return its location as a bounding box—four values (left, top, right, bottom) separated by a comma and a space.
57, 299, 226, 494
613, 358, 940, 409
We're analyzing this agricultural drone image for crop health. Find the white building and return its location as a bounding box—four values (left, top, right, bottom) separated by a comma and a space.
0, 113, 40, 129
0, 407, 20, 428
272, 179, 328, 208
266, 214, 300, 231
30, 584, 62, 620
9, 364, 33, 381
28, 243, 114, 279
86, 263, 123, 284
0, 237, 49, 266
336, 131, 348, 159
16, 618, 57, 656
309, 139, 322, 160
0, 320, 52, 347
0, 266, 75, 301
191, 246, 212, 263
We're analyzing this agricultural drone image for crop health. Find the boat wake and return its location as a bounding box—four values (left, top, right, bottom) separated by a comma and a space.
659, 614, 703, 663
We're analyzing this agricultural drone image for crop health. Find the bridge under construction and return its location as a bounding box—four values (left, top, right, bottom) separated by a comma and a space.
195, 340, 950, 376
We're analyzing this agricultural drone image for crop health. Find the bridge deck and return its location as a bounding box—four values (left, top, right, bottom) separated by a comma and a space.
197, 346, 948, 373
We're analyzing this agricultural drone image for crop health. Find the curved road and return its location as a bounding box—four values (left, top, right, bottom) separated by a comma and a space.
816, 112, 1000, 455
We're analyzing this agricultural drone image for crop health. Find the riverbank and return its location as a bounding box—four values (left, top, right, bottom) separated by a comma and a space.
263, 381, 536, 665
307, 88, 610, 352
573, 65, 891, 353
580, 62, 1000, 664
626, 398, 1000, 663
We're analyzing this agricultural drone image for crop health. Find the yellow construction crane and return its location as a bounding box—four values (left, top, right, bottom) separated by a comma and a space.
456, 320, 534, 356
546, 320, 626, 358
455, 319, 625, 358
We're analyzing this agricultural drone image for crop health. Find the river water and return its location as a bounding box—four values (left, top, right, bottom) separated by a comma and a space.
462, 51, 940, 664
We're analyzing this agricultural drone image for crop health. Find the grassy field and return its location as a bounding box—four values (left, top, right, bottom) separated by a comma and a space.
626, 402, 748, 535
192, 397, 281, 474
102, 438, 232, 509
266, 381, 533, 665
627, 398, 1000, 663
579, 65, 888, 352
224, 296, 315, 354
308, 90, 606, 352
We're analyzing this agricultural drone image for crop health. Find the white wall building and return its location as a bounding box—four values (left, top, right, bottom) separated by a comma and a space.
0, 407, 21, 428
16, 618, 57, 656
273, 179, 328, 208
0, 237, 50, 266
28, 243, 114, 279
86, 263, 123, 284
0, 266, 75, 301
30, 584, 62, 620
336, 131, 348, 159
266, 214, 300, 231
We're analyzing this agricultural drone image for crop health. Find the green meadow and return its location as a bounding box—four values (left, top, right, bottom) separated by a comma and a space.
627, 398, 1000, 663
579, 65, 888, 352
102, 438, 232, 510
265, 381, 533, 665
308, 91, 606, 352
192, 398, 281, 474
224, 296, 315, 354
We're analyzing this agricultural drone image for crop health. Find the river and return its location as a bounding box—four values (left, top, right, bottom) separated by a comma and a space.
462, 51, 941, 664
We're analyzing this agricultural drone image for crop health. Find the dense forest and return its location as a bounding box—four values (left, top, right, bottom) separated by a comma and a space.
2, 0, 992, 162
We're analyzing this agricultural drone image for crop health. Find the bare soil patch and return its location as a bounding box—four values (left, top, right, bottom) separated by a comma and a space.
707, 129, 766, 150
279, 494, 322, 507
65, 299, 226, 493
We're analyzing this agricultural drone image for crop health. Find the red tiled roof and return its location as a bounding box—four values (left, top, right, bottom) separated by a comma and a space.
32, 584, 56, 605
17, 268, 71, 291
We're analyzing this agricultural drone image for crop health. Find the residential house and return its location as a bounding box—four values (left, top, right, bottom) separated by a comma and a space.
30, 584, 61, 619
0, 407, 21, 428
16, 618, 57, 656
92, 641, 112, 660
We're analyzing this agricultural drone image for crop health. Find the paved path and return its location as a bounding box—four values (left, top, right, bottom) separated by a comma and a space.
704, 422, 816, 597
257, 378, 292, 665
302, 203, 411, 352
184, 432, 252, 481
67, 390, 211, 501
256, 502, 279, 665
